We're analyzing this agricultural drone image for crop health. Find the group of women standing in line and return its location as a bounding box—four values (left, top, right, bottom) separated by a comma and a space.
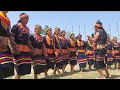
0, 11, 120, 79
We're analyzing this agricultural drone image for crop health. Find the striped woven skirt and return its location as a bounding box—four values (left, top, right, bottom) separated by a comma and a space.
94, 49, 106, 69
69, 52, 77, 65
62, 53, 69, 65
105, 53, 113, 65
55, 53, 63, 69
113, 53, 120, 63
32, 54, 47, 74
78, 52, 87, 68
46, 54, 55, 69
87, 54, 94, 65
14, 52, 32, 75
0, 49, 14, 79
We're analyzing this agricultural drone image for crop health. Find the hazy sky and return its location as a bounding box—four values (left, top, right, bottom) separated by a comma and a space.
7, 11, 120, 41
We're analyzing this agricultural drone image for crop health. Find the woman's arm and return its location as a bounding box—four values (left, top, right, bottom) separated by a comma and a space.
42, 43, 48, 57
27, 38, 36, 55
87, 32, 100, 43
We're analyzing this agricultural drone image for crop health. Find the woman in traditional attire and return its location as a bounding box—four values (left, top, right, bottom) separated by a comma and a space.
76, 34, 87, 72
60, 30, 69, 73
86, 37, 94, 70
43, 27, 55, 76
0, 11, 14, 79
29, 25, 47, 79
53, 27, 63, 75
105, 35, 113, 69
67, 33, 77, 72
112, 36, 120, 69
11, 13, 35, 79
87, 20, 111, 79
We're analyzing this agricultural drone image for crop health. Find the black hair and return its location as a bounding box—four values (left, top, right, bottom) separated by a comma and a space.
61, 30, 66, 34
54, 29, 60, 34
60, 30, 66, 36
77, 34, 82, 38
20, 13, 26, 16
96, 20, 103, 29
70, 33, 75, 38
17, 20, 21, 23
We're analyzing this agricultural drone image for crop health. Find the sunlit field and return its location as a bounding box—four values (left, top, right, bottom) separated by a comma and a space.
6, 64, 120, 79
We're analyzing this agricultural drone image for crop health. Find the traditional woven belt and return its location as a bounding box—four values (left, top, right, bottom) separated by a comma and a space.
17, 44, 30, 52
97, 44, 105, 49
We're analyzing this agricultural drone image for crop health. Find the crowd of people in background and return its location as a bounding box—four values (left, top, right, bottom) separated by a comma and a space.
0, 11, 120, 79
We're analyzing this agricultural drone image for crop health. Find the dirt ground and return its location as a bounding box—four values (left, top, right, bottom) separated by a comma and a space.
6, 64, 120, 79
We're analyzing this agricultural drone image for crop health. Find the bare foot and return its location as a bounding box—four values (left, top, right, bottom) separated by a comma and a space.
34, 77, 37, 79
101, 76, 106, 79
97, 76, 106, 79
109, 67, 112, 70
64, 70, 67, 73
106, 75, 111, 78
89, 67, 92, 70
44, 73, 49, 77
53, 72, 57, 75
118, 67, 120, 69
79, 68, 81, 71
57, 70, 61, 75
72, 69, 76, 72
82, 69, 86, 72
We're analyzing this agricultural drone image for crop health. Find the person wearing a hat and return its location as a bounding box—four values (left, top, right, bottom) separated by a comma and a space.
87, 20, 111, 79
67, 33, 77, 72
43, 27, 55, 76
11, 13, 35, 79
0, 11, 15, 79
76, 34, 87, 72
29, 25, 47, 79
112, 36, 120, 69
